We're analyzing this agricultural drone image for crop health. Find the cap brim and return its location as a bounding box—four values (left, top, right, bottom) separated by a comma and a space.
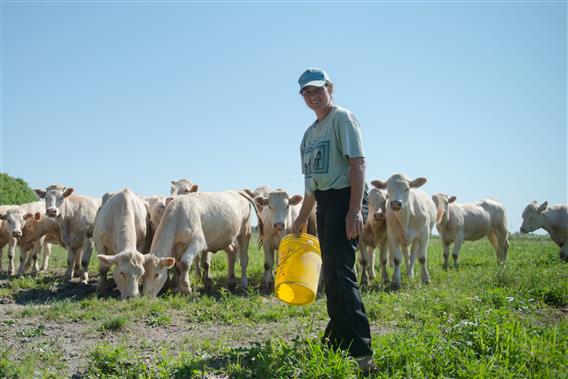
300, 80, 326, 89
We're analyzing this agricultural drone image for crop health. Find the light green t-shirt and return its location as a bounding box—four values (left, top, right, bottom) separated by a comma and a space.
300, 105, 365, 195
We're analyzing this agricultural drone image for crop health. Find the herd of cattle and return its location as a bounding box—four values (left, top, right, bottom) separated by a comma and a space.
0, 174, 566, 300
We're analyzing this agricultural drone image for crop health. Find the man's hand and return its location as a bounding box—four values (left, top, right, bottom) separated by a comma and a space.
292, 216, 308, 236
346, 208, 363, 240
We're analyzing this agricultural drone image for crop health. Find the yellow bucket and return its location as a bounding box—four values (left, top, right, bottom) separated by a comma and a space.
275, 233, 322, 306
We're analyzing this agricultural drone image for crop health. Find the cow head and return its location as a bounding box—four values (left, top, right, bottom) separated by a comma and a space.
368, 188, 388, 225
144, 196, 167, 230
142, 255, 176, 297
36, 184, 74, 218
98, 250, 148, 299
371, 174, 427, 212
520, 201, 548, 233
0, 209, 26, 238
170, 179, 198, 196
256, 190, 302, 232
431, 193, 457, 225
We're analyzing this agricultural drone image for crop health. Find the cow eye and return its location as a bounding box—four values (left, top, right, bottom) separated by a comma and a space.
120, 272, 126, 278
154, 273, 159, 278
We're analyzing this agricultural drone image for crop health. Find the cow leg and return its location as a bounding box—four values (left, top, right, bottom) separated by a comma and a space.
7, 237, 17, 276
200, 251, 212, 292
407, 242, 418, 279
73, 247, 83, 278
452, 235, 464, 269
389, 237, 402, 290
41, 242, 51, 271
79, 237, 95, 283
417, 236, 430, 285
495, 227, 509, 265
261, 242, 275, 294
379, 240, 389, 285
192, 254, 201, 279
65, 247, 79, 280
442, 243, 450, 270
30, 240, 43, 274
178, 242, 204, 295
237, 232, 251, 290
226, 247, 237, 291
0, 245, 3, 272
358, 238, 369, 287
17, 246, 30, 276
98, 262, 111, 294
487, 232, 500, 265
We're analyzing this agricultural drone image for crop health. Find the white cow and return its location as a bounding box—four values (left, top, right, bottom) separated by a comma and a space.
255, 189, 317, 294
94, 189, 152, 298
432, 194, 509, 268
35, 185, 101, 283
19, 212, 65, 274
0, 201, 45, 275
358, 188, 389, 286
142, 191, 255, 296
371, 174, 436, 290
170, 179, 198, 196
521, 201, 568, 261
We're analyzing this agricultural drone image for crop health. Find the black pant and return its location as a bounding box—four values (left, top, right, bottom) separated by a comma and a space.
315, 187, 373, 357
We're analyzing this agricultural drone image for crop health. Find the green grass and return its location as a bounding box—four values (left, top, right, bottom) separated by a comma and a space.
0, 234, 566, 378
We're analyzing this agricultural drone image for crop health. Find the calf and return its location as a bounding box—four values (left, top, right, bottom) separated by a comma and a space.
35, 185, 101, 283
521, 201, 568, 261
358, 188, 389, 286
94, 189, 152, 298
371, 174, 436, 290
19, 212, 65, 273
432, 194, 509, 268
0, 202, 45, 275
142, 191, 255, 296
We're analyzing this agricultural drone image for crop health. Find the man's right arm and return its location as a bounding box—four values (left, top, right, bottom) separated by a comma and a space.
292, 192, 316, 235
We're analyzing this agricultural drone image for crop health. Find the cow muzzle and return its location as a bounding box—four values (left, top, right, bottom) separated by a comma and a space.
520, 227, 527, 233
46, 208, 58, 217
390, 201, 402, 211
373, 211, 384, 221
12, 231, 22, 238
273, 223, 285, 231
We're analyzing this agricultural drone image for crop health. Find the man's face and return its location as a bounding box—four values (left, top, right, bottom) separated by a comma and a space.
302, 85, 332, 113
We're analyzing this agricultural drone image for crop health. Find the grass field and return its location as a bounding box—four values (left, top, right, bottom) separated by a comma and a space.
0, 235, 566, 378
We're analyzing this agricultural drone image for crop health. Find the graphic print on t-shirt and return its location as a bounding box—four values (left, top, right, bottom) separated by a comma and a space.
303, 141, 329, 178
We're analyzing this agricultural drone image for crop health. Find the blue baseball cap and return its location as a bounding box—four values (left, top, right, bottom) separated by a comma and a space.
298, 68, 331, 90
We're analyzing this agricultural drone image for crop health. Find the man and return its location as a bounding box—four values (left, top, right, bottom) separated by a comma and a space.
292, 67, 375, 374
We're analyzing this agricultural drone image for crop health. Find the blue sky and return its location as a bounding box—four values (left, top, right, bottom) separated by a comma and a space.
1, 1, 566, 234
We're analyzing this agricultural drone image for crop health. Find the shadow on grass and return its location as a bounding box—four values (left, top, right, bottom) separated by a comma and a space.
10, 273, 100, 305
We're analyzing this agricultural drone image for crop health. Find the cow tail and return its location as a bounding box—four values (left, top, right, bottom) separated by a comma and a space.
237, 190, 263, 250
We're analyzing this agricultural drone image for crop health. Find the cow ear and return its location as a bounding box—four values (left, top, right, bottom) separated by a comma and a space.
410, 177, 427, 188
160, 257, 176, 269
448, 196, 457, 203
23, 213, 34, 221
63, 188, 74, 197
255, 196, 268, 207
189, 184, 199, 193
98, 254, 119, 267
243, 189, 255, 198
537, 201, 548, 213
431, 195, 439, 206
371, 180, 387, 189
34, 212, 42, 221
289, 195, 303, 205
35, 189, 46, 199
0, 213, 7, 220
